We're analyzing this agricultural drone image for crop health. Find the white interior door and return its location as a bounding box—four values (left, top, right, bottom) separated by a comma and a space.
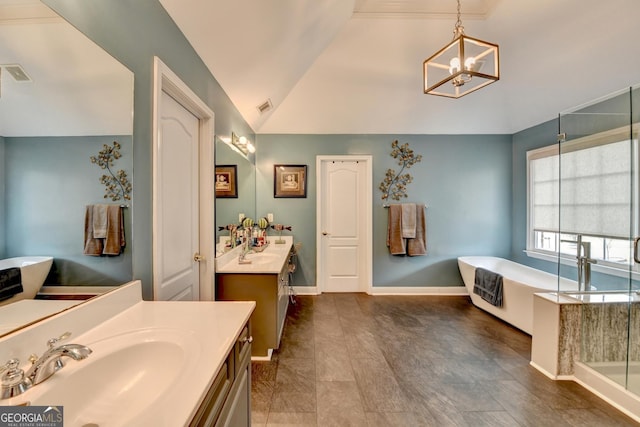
155, 91, 200, 301
317, 156, 372, 293
152, 58, 215, 301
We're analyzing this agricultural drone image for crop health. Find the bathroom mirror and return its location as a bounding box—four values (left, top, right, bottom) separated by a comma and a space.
215, 136, 256, 254
0, 1, 134, 336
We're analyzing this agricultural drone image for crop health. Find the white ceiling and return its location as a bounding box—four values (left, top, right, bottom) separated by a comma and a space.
159, 0, 640, 135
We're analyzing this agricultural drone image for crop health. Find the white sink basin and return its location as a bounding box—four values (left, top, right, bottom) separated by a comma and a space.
29, 328, 199, 427
242, 252, 281, 265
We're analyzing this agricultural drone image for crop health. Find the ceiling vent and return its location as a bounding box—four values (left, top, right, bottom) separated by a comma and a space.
256, 98, 273, 115
2, 64, 32, 82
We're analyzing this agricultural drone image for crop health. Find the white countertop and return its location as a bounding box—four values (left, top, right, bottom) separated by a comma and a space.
0, 282, 255, 427
70, 300, 255, 426
215, 235, 293, 274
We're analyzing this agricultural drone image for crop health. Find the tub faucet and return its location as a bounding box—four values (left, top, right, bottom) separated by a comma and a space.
575, 235, 597, 291
25, 333, 92, 386
561, 235, 597, 291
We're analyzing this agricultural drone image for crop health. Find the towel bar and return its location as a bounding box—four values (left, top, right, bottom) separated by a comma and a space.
383, 203, 426, 208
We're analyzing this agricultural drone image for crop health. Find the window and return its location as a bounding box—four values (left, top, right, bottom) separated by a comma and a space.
527, 126, 638, 270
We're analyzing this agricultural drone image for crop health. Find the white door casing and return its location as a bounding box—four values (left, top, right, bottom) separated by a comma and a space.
317, 155, 372, 293
152, 57, 215, 301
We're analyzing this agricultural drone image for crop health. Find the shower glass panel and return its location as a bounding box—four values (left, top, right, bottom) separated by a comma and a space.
558, 86, 639, 395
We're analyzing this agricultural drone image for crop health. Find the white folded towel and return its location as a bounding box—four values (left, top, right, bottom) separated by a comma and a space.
92, 204, 109, 238
401, 203, 416, 239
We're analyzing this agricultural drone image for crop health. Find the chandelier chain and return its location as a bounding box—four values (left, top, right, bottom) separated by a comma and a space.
453, 0, 465, 38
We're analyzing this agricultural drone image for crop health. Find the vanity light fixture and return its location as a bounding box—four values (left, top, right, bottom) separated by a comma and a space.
423, 0, 499, 98
231, 132, 255, 155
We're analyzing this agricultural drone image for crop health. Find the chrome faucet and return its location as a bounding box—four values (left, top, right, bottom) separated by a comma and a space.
238, 228, 252, 264
25, 332, 92, 386
26, 343, 92, 386
0, 332, 91, 399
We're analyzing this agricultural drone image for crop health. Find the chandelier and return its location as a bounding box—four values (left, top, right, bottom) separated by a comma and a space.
423, 0, 499, 98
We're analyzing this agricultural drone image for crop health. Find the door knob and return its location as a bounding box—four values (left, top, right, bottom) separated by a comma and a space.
193, 252, 205, 262
322, 231, 329, 236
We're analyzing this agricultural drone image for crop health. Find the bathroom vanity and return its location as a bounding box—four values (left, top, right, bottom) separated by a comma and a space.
215, 236, 293, 358
0, 282, 255, 426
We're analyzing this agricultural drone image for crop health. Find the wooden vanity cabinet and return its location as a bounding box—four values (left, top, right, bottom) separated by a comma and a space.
189, 321, 252, 427
216, 246, 292, 357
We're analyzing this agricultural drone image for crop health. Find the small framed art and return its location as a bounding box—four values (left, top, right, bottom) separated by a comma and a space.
274, 164, 307, 198
215, 165, 238, 198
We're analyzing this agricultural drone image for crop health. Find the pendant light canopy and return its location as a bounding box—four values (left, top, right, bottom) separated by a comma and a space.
423, 0, 499, 98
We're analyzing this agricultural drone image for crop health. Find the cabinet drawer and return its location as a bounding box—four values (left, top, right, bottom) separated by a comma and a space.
189, 348, 234, 427
235, 323, 252, 374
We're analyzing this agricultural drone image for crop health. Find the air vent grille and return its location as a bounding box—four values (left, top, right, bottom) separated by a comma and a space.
256, 98, 273, 115
2, 64, 32, 82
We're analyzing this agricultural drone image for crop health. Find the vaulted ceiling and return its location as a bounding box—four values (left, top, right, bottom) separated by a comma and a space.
159, 0, 640, 135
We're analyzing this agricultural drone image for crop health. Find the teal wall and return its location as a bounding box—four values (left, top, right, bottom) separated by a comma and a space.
44, 0, 255, 299
257, 134, 513, 287
4, 136, 133, 285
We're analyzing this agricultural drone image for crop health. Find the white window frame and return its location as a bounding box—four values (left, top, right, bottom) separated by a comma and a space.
525, 125, 640, 280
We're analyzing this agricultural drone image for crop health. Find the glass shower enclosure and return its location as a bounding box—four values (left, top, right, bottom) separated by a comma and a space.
558, 85, 640, 396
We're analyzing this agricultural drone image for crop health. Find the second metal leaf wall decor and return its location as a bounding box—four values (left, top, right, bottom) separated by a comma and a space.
379, 140, 422, 202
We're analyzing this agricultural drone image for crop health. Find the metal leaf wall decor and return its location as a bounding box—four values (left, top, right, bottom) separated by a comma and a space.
379, 140, 422, 201
90, 141, 132, 202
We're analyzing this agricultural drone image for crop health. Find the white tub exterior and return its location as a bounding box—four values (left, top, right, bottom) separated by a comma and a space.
0, 256, 53, 306
458, 256, 579, 334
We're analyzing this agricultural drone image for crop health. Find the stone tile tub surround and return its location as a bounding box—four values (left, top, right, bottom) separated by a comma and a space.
532, 292, 640, 423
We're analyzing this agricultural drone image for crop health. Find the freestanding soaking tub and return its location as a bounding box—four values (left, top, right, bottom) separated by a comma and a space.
458, 256, 580, 334
0, 256, 53, 306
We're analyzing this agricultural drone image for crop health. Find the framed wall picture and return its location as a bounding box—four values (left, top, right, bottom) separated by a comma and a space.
274, 164, 307, 198
215, 165, 238, 198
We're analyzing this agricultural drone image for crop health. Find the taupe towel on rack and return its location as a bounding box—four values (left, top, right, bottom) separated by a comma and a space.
401, 203, 416, 238
387, 203, 427, 256
386, 204, 406, 255
92, 204, 108, 238
407, 204, 426, 256
84, 204, 126, 256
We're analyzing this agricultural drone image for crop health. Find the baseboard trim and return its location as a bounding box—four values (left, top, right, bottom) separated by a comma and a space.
290, 285, 468, 296
291, 286, 320, 295
368, 286, 468, 296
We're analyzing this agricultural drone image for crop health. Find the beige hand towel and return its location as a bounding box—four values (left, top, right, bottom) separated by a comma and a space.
407, 204, 427, 256
103, 205, 125, 255
83, 205, 103, 256
92, 204, 109, 238
386, 204, 406, 255
401, 203, 416, 238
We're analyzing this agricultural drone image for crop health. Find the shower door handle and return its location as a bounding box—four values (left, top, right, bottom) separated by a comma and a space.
634, 237, 640, 264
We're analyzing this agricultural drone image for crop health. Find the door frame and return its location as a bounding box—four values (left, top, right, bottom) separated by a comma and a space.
316, 155, 373, 294
152, 57, 215, 301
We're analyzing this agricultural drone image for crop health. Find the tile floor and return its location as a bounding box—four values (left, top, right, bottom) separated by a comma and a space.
250, 294, 638, 426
